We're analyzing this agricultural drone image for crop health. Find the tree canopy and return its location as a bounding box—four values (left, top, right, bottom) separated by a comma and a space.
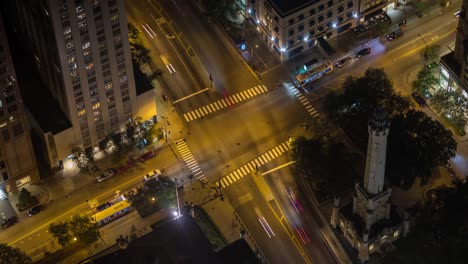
48, 214, 99, 247
412, 66, 439, 95
204, 0, 242, 28
291, 136, 356, 200
0, 244, 31, 264
323, 68, 456, 189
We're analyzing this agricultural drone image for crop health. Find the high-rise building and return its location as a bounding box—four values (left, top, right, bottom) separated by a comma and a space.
330, 108, 408, 262
440, 1, 468, 97
0, 14, 39, 195
4, 0, 141, 168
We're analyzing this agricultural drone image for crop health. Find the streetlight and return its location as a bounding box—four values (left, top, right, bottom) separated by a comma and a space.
218, 165, 230, 197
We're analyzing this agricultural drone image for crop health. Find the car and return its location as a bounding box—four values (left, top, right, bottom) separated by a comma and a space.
96, 202, 113, 212
122, 188, 139, 200
411, 92, 426, 107
2, 216, 18, 229
144, 169, 162, 181
356, 47, 371, 58
454, 10, 461, 17
139, 151, 156, 162
96, 168, 116, 182
28, 205, 44, 216
117, 161, 135, 173
335, 57, 352, 68
386, 29, 403, 40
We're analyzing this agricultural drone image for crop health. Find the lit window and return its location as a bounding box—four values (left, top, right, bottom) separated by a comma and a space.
66, 42, 74, 49
105, 82, 113, 89
94, 110, 101, 116
82, 42, 90, 49
77, 13, 86, 20
111, 14, 119, 21
86, 63, 94, 70
393, 231, 399, 238
369, 244, 374, 251
119, 75, 127, 83
63, 27, 71, 35
92, 102, 100, 109
78, 110, 86, 116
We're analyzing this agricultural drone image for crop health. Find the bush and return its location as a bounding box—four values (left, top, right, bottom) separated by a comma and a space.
16, 188, 38, 212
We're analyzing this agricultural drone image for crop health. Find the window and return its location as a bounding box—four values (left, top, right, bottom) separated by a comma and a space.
318, 26, 324, 31
318, 16, 324, 22
298, 25, 304, 32
319, 5, 324, 11
82, 42, 90, 49
288, 39, 294, 46
88, 77, 96, 84
309, 20, 315, 26
78, 109, 86, 116
288, 19, 295, 25
86, 63, 94, 70
298, 14, 304, 21
288, 29, 295, 37
111, 14, 119, 21
92, 102, 101, 109
115, 43, 122, 50
63, 27, 71, 35
327, 11, 333, 18
327, 0, 333, 7
309, 9, 316, 15
338, 6, 344, 13
77, 12, 86, 20
12, 124, 23, 137
122, 96, 130, 103
347, 1, 353, 8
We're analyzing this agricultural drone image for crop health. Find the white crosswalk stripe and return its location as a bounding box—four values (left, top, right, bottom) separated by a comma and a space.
183, 85, 269, 122
174, 139, 206, 182
288, 85, 320, 118
217, 141, 291, 188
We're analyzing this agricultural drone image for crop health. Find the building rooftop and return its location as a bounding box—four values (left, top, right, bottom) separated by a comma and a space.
133, 62, 154, 96
7, 28, 71, 135
86, 215, 260, 264
268, 0, 317, 17
441, 51, 462, 80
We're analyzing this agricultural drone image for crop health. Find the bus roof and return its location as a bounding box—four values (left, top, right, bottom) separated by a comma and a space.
295, 60, 332, 82
93, 200, 132, 223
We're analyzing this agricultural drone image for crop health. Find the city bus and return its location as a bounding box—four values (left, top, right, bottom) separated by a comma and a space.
295, 60, 333, 88
93, 200, 134, 227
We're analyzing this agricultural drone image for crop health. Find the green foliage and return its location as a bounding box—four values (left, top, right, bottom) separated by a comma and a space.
132, 176, 176, 217
69, 214, 100, 245
292, 136, 356, 200
0, 243, 32, 264
422, 45, 441, 63
49, 221, 71, 247
70, 146, 91, 171
412, 66, 439, 95
204, 0, 242, 28
323, 68, 456, 189
17, 188, 38, 211
431, 89, 467, 135
49, 215, 99, 248
383, 183, 468, 264
127, 23, 151, 65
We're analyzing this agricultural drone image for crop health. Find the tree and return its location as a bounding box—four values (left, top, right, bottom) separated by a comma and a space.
323, 68, 457, 189
412, 66, 439, 95
422, 45, 441, 63
204, 0, 242, 28
0, 243, 32, 264
17, 188, 37, 209
430, 89, 467, 135
70, 146, 90, 171
145, 176, 177, 209
49, 221, 71, 247
291, 136, 356, 200
69, 214, 100, 245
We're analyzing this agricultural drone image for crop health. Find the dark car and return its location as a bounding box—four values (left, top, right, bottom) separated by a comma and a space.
386, 29, 403, 40
139, 151, 156, 162
335, 57, 352, 68
28, 205, 44, 216
96, 202, 113, 212
356, 47, 371, 58
411, 92, 426, 107
117, 161, 134, 173
2, 216, 18, 229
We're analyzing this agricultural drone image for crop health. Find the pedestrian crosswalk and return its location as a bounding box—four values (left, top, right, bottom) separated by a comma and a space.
288, 85, 320, 118
174, 139, 206, 182
183, 85, 268, 122
219, 141, 291, 188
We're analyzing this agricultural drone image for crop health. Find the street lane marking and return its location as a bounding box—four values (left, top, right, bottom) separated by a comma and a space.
287, 85, 320, 118
219, 142, 291, 188
183, 85, 268, 122
174, 139, 206, 182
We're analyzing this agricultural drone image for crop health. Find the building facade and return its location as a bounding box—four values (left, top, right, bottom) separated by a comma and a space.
330, 108, 408, 262
0, 14, 39, 195
6, 0, 138, 168
440, 0, 468, 99
246, 0, 392, 61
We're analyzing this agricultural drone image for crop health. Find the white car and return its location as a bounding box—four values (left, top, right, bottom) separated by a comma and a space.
97, 169, 116, 182
144, 169, 162, 181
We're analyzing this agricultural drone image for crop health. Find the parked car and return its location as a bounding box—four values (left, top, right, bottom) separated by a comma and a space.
144, 169, 162, 181
96, 202, 113, 212
96, 168, 116, 182
356, 47, 371, 58
122, 188, 139, 201
411, 92, 426, 107
2, 216, 18, 229
28, 205, 44, 216
139, 151, 156, 162
117, 161, 135, 173
386, 29, 403, 40
335, 57, 352, 68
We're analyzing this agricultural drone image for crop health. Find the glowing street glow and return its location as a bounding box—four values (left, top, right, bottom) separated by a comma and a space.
271, 36, 275, 41
248, 8, 252, 14
332, 23, 337, 28
353, 14, 358, 18
256, 19, 260, 24
303, 36, 309, 41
